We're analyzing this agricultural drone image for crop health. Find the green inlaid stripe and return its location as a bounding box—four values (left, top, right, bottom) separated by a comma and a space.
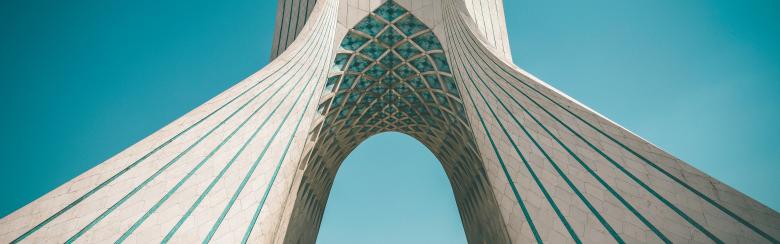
203, 9, 336, 242
448, 7, 627, 243
469, 55, 676, 242
278, 0, 298, 57
490, 0, 505, 55
10, 54, 301, 244
451, 10, 736, 243
66, 9, 335, 241
14, 32, 325, 244
526, 86, 778, 242
241, 10, 337, 241
273, 0, 290, 57
287, 0, 302, 49
241, 43, 330, 243
442, 5, 579, 243
10, 5, 332, 241
66, 60, 310, 243
476, 22, 777, 244
67, 86, 266, 242
115, 40, 312, 242
302, 0, 312, 24
291, 0, 306, 41
203, 64, 317, 244
454, 46, 580, 243
461, 29, 705, 243
447, 13, 673, 243
472, 0, 490, 45
160, 10, 334, 243
458, 73, 543, 244
443, 5, 542, 243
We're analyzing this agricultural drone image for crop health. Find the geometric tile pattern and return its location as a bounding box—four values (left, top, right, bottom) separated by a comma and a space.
288, 3, 505, 242
318, 0, 467, 143
1, 1, 778, 244
438, 2, 780, 243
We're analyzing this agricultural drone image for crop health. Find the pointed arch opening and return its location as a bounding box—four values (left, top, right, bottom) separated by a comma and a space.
282, 2, 510, 243
316, 132, 467, 243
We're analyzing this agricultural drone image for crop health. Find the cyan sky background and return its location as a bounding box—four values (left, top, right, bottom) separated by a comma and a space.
0, 0, 777, 243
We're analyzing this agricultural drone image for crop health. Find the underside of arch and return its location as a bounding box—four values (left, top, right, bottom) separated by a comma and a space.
280, 1, 509, 243
3, 0, 778, 243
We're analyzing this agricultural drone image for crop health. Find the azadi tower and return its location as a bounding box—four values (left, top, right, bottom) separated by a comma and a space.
2, 0, 778, 243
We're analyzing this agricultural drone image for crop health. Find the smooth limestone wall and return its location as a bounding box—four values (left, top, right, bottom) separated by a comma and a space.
1, 0, 778, 243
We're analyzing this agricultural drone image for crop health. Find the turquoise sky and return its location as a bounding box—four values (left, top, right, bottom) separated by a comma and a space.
1, 0, 778, 243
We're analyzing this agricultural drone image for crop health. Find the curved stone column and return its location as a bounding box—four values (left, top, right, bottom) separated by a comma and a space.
1, 0, 778, 243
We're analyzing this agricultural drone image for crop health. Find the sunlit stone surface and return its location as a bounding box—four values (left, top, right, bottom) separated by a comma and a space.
1, 0, 778, 243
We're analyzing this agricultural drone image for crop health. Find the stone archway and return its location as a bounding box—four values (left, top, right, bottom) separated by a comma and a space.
281, 2, 509, 243
4, 0, 777, 243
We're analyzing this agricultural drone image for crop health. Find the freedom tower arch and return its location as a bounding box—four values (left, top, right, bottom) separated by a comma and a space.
2, 0, 779, 243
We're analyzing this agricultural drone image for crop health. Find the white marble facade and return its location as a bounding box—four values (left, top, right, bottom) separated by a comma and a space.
1, 0, 778, 243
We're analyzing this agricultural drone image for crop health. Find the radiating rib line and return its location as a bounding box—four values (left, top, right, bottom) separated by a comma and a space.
65, 59, 304, 243
453, 51, 543, 244
114, 37, 312, 242
65, 12, 333, 241
447, 10, 673, 243
450, 5, 746, 242
241, 32, 331, 243
456, 8, 777, 242
290, 0, 305, 43
510, 73, 778, 242
457, 17, 693, 243
273, 0, 290, 58
443, 3, 542, 243
66, 83, 266, 242
302, 0, 312, 29
462, 41, 674, 243
10, 4, 330, 241
458, 40, 625, 243
442, 5, 580, 243
160, 8, 334, 243
203, 8, 335, 241
203, 60, 318, 243
283, 0, 300, 50
471, 37, 722, 241
241, 7, 337, 241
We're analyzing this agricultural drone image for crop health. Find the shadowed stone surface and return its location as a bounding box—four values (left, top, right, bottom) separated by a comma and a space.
1, 0, 778, 243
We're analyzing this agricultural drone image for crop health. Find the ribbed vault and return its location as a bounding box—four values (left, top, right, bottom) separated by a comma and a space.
283, 1, 509, 243
4, 1, 778, 243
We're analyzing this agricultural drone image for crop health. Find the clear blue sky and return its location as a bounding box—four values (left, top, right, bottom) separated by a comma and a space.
1, 0, 778, 243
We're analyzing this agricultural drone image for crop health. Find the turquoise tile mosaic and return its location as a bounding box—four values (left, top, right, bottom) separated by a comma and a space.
321, 0, 468, 146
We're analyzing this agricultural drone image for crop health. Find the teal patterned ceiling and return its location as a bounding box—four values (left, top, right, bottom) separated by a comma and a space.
297, 4, 496, 243
317, 0, 467, 139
